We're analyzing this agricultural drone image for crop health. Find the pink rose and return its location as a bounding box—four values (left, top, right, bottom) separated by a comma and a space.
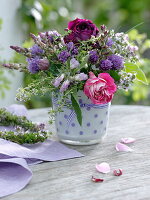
64, 18, 99, 43
84, 72, 117, 104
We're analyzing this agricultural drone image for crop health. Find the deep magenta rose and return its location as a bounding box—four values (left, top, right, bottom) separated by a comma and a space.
84, 72, 117, 104
64, 18, 99, 43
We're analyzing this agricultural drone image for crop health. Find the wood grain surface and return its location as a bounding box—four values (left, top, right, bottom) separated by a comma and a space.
3, 105, 150, 200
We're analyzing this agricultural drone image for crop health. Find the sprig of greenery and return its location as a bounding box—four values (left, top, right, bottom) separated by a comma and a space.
16, 74, 55, 101
0, 129, 50, 145
0, 108, 52, 144
0, 108, 39, 131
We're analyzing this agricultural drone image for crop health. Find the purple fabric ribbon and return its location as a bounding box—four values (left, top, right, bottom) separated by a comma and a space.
0, 104, 84, 198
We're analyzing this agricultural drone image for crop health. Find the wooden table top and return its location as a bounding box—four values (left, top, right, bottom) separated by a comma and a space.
3, 105, 150, 200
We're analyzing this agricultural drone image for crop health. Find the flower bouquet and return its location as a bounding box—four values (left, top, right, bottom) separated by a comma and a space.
2, 18, 147, 145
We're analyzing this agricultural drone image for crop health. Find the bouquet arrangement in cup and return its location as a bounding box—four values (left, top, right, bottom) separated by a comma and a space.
3, 18, 147, 125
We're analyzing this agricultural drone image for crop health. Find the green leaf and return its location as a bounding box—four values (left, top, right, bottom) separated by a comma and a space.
124, 62, 148, 85
71, 93, 82, 126
109, 70, 120, 81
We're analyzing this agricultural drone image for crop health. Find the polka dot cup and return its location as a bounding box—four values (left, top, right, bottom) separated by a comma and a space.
54, 91, 111, 145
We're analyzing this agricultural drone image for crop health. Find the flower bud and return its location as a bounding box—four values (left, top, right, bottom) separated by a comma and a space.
70, 58, 80, 69
53, 74, 65, 87
60, 80, 70, 92
67, 42, 74, 51
38, 58, 49, 70
74, 73, 88, 81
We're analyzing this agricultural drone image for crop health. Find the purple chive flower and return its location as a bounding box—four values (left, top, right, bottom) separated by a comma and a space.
70, 58, 79, 69
30, 44, 44, 55
53, 74, 65, 87
38, 58, 49, 70
67, 42, 74, 51
89, 50, 99, 64
106, 38, 114, 47
60, 80, 70, 92
67, 42, 78, 55
27, 57, 40, 74
75, 73, 88, 81
58, 50, 70, 63
108, 54, 124, 70
72, 46, 78, 55
100, 59, 113, 71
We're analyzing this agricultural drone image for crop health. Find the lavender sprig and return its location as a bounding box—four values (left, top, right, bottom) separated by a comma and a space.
2, 63, 28, 72
10, 46, 32, 57
0, 108, 52, 144
30, 33, 46, 49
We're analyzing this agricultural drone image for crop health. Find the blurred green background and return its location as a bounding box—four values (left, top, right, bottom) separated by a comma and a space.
5, 0, 150, 108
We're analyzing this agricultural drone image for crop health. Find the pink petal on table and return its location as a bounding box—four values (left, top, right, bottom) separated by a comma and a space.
120, 137, 136, 144
96, 162, 110, 174
116, 142, 133, 152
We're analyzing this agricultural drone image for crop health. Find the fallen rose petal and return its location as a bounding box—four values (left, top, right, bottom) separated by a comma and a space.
120, 137, 136, 144
91, 176, 104, 182
113, 169, 123, 176
96, 162, 110, 174
116, 142, 133, 152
